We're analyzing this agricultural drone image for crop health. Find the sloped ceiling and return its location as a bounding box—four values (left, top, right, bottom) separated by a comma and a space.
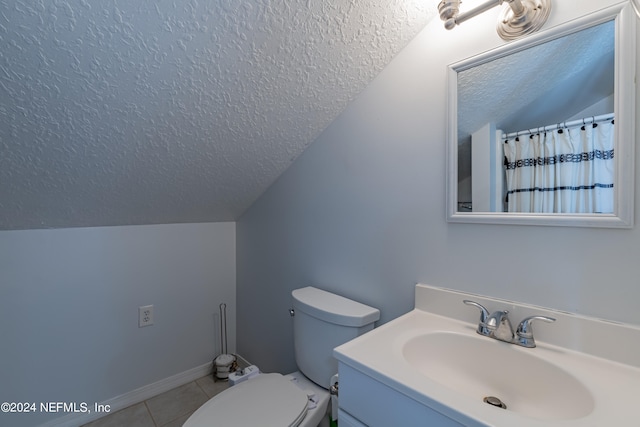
0, 0, 435, 230
457, 20, 614, 142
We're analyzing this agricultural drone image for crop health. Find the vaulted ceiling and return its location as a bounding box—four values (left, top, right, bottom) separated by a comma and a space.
457, 20, 614, 143
0, 0, 435, 230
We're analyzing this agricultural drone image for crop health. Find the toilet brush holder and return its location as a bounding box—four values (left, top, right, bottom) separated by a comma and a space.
213, 303, 236, 380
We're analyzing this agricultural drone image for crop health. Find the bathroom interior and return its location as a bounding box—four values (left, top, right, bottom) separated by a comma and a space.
2, 0, 640, 426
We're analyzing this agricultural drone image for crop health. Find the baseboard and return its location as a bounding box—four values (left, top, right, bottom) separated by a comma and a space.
39, 362, 213, 427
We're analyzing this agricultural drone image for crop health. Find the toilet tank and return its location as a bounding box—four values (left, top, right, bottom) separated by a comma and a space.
291, 286, 380, 389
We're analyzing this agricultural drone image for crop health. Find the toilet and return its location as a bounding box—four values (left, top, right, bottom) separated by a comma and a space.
183, 286, 380, 427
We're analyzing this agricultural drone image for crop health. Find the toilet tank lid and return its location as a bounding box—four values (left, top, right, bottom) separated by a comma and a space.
292, 286, 380, 327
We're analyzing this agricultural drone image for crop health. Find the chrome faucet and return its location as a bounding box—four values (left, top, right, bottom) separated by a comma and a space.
515, 315, 556, 348
485, 309, 515, 342
462, 300, 490, 335
463, 300, 555, 348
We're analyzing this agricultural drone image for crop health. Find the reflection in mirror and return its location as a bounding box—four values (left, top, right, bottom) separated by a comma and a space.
446, 4, 635, 227
458, 21, 614, 214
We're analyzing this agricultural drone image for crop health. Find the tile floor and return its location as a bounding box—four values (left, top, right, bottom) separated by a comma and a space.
81, 375, 229, 427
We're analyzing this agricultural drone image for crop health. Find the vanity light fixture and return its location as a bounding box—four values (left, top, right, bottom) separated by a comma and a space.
438, 0, 552, 41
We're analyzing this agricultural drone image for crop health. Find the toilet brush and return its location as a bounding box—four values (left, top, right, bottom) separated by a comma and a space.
213, 303, 236, 381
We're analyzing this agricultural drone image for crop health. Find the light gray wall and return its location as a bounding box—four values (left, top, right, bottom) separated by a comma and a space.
0, 222, 235, 427
236, 0, 640, 375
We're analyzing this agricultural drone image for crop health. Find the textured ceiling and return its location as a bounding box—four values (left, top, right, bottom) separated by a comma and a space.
457, 20, 614, 144
0, 0, 435, 230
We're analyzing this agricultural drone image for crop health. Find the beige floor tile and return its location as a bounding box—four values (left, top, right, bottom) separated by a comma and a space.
81, 402, 155, 427
81, 367, 250, 426
146, 382, 208, 426
159, 411, 194, 427
195, 375, 230, 398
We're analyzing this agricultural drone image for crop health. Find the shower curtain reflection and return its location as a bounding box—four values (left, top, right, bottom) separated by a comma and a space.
503, 118, 615, 213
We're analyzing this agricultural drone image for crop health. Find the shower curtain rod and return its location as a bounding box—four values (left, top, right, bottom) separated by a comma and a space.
502, 113, 615, 139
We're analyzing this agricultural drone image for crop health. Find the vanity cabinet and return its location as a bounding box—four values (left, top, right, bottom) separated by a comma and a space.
337, 363, 466, 427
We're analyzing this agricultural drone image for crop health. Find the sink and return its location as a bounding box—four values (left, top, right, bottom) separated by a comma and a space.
334, 284, 640, 427
402, 332, 594, 421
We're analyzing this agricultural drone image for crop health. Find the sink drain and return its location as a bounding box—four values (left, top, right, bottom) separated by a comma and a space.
483, 396, 507, 409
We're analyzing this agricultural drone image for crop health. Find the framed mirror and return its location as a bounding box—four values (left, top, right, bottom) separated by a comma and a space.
446, 3, 636, 227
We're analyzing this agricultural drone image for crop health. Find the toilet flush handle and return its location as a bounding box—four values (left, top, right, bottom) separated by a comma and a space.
289, 308, 295, 317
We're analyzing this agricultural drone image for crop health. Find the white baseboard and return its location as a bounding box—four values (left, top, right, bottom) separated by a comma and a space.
39, 362, 213, 427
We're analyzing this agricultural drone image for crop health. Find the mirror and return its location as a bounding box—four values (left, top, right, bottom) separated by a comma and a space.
446, 4, 635, 227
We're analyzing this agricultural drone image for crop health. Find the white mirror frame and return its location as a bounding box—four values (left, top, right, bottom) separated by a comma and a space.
446, 3, 636, 228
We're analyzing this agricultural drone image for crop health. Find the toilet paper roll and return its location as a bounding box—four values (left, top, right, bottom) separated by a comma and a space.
214, 354, 236, 379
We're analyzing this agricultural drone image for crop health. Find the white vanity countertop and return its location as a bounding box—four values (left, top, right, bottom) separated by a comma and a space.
334, 284, 640, 427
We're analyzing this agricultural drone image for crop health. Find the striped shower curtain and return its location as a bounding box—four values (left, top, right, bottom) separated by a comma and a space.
503, 120, 615, 214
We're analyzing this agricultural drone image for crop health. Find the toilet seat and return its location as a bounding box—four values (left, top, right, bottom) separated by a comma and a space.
183, 373, 309, 427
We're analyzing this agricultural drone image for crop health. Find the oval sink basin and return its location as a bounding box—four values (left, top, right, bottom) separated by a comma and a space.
402, 332, 594, 421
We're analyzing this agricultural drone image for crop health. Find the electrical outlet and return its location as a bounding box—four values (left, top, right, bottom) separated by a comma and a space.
139, 305, 154, 327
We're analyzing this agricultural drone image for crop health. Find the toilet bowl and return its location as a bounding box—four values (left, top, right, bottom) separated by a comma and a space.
183, 372, 330, 427
183, 286, 380, 427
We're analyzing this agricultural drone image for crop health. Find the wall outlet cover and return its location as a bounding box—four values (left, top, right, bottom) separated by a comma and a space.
139, 305, 154, 327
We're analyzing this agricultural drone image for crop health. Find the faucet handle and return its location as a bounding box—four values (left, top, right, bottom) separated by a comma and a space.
516, 315, 556, 348
463, 300, 490, 336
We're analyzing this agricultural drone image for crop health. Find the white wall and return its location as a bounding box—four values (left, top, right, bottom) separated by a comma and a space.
236, 0, 640, 375
0, 222, 235, 427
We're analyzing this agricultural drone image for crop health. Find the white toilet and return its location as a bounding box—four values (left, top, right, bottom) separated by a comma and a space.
183, 286, 380, 427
